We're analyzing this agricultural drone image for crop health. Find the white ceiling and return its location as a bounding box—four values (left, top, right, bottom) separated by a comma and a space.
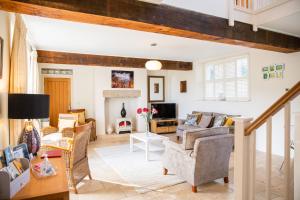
261, 12, 300, 37
162, 0, 300, 37
23, 15, 248, 62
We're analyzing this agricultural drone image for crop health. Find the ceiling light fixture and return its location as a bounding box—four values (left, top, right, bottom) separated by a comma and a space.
145, 60, 162, 70
145, 43, 162, 70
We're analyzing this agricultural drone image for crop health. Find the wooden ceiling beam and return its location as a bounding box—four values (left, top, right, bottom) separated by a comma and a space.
37, 50, 193, 71
0, 0, 299, 53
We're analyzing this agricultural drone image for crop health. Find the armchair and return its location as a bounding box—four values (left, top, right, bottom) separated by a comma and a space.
68, 108, 97, 141
162, 134, 233, 193
68, 122, 93, 193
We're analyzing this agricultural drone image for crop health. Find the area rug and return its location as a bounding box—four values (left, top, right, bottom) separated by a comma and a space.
94, 144, 184, 193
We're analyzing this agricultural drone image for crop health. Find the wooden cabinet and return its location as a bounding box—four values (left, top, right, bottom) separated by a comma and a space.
150, 119, 178, 134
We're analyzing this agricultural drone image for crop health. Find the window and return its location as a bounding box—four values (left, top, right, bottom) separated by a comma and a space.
204, 56, 249, 101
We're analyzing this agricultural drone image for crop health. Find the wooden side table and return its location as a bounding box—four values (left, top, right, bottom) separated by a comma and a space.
13, 157, 69, 200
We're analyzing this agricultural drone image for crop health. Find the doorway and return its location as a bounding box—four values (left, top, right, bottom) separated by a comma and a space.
44, 77, 71, 127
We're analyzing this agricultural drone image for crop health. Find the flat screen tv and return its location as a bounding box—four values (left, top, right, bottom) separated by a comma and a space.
151, 103, 176, 119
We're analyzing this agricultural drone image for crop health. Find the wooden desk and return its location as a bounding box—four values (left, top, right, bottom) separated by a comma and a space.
13, 157, 69, 200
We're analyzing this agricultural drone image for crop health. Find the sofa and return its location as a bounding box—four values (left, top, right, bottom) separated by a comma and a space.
176, 111, 237, 140
163, 128, 234, 193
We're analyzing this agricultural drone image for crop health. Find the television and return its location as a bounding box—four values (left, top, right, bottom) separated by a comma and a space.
151, 103, 176, 119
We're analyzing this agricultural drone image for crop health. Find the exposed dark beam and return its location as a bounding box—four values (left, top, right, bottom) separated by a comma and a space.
0, 0, 299, 53
37, 50, 193, 71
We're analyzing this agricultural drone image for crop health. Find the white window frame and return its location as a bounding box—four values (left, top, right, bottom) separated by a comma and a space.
204, 55, 250, 102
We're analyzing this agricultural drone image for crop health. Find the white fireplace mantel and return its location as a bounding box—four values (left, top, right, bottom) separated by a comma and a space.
103, 90, 141, 98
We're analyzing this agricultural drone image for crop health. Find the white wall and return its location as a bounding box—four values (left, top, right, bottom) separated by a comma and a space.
39, 48, 300, 155
150, 49, 300, 156
39, 64, 148, 135
0, 11, 11, 149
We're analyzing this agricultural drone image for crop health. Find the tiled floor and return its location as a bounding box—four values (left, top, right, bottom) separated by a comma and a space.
70, 134, 287, 200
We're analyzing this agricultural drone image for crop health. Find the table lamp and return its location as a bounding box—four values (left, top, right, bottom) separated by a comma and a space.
8, 94, 49, 155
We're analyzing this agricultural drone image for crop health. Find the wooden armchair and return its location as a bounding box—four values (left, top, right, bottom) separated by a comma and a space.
68, 109, 97, 141
68, 122, 93, 193
42, 122, 93, 194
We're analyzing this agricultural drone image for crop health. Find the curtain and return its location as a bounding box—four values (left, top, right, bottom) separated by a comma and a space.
27, 47, 39, 94
9, 14, 28, 145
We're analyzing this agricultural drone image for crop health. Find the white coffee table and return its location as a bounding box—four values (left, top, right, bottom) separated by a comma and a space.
130, 132, 168, 161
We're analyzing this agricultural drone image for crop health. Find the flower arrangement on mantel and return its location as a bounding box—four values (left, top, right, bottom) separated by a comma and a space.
136, 107, 158, 136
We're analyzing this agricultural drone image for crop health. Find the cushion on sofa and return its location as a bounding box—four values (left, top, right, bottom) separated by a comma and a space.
224, 117, 234, 126
184, 114, 201, 126
213, 115, 226, 127
198, 115, 213, 128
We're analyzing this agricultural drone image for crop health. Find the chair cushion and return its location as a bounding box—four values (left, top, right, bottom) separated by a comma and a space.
177, 124, 200, 131
198, 115, 213, 128
58, 119, 76, 132
70, 110, 86, 125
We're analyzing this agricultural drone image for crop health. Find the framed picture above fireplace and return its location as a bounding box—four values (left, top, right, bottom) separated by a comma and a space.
111, 70, 134, 88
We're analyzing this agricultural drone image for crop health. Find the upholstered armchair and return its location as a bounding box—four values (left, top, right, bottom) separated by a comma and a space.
162, 133, 234, 193
68, 108, 97, 141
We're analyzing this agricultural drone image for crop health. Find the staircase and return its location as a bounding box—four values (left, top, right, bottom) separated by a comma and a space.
234, 81, 300, 200
235, 0, 290, 13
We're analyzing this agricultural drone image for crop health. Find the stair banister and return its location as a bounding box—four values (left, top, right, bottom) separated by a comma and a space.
235, 81, 300, 200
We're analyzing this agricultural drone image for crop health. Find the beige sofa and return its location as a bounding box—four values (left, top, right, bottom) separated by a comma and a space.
176, 111, 237, 140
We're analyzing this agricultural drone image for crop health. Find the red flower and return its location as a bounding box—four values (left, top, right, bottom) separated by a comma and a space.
137, 108, 142, 114
143, 108, 149, 113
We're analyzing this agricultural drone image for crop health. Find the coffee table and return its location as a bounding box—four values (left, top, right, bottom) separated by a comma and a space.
130, 132, 168, 161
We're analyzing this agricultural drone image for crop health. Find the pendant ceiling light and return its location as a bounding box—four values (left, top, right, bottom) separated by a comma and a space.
145, 43, 162, 70
145, 60, 162, 70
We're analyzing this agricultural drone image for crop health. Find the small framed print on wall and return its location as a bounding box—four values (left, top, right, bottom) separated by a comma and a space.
180, 81, 187, 93
148, 76, 165, 102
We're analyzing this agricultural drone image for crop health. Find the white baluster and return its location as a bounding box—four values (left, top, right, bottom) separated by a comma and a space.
228, 0, 235, 26
295, 113, 300, 200
249, 130, 256, 200
234, 117, 255, 200
284, 102, 291, 200
266, 117, 272, 200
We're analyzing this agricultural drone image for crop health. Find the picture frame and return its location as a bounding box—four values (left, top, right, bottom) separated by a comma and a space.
0, 37, 3, 79
13, 143, 30, 160
111, 70, 134, 88
3, 147, 14, 166
148, 76, 165, 102
180, 81, 187, 93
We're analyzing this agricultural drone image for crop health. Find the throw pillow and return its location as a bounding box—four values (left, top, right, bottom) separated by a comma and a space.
224, 117, 234, 126
58, 119, 76, 132
70, 111, 85, 124
198, 115, 213, 128
69, 113, 79, 125
213, 115, 226, 127
184, 114, 200, 126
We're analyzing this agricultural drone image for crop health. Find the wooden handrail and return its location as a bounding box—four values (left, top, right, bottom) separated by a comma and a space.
245, 81, 300, 136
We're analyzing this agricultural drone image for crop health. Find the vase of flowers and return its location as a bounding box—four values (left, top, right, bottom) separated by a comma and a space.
137, 107, 158, 136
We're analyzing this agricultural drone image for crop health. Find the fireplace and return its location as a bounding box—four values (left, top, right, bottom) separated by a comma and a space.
115, 118, 132, 134
103, 89, 143, 134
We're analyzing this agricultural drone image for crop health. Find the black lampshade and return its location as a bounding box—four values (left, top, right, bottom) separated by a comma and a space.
8, 94, 50, 119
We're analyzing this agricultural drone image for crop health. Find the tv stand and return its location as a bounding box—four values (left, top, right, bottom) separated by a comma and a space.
150, 118, 178, 134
